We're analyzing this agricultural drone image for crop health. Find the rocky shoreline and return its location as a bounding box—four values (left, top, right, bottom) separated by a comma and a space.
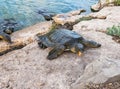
0, 21, 52, 55
0, 6, 120, 89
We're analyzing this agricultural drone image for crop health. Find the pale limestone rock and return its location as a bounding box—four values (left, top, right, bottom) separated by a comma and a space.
74, 6, 120, 32
91, 0, 115, 12
0, 29, 120, 89
70, 29, 120, 89
71, 58, 120, 89
52, 9, 85, 25
91, 1, 102, 12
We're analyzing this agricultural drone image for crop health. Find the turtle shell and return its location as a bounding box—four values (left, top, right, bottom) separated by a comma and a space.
39, 29, 84, 47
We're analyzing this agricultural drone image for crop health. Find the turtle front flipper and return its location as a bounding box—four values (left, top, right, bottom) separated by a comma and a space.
37, 35, 54, 49
38, 41, 47, 49
70, 43, 84, 56
0, 32, 12, 43
47, 45, 65, 60
82, 39, 101, 48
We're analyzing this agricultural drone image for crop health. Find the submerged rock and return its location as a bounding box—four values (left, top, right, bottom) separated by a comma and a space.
37, 9, 56, 21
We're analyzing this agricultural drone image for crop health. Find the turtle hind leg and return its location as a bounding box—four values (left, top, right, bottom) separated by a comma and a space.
47, 45, 65, 60
0, 32, 12, 43
82, 39, 101, 48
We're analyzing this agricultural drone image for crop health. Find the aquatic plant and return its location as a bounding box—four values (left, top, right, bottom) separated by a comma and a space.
107, 25, 120, 37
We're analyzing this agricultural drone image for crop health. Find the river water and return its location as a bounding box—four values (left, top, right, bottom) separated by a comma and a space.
0, 0, 98, 30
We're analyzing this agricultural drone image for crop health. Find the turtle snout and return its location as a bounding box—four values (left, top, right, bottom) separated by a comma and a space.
92, 42, 101, 48
97, 43, 101, 47
87, 40, 101, 48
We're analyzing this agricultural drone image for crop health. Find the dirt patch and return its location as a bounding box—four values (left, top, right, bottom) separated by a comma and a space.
85, 80, 120, 89
112, 36, 120, 43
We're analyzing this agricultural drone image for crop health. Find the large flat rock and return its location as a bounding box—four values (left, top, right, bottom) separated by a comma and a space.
0, 28, 120, 89
71, 29, 120, 89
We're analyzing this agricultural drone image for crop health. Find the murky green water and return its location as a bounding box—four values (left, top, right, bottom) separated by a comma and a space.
0, 0, 98, 30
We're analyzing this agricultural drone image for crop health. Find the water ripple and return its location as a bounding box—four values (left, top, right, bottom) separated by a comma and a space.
0, 0, 98, 30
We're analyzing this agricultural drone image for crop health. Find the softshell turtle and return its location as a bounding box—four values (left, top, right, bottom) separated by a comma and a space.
0, 18, 18, 43
37, 29, 101, 60
0, 31, 12, 43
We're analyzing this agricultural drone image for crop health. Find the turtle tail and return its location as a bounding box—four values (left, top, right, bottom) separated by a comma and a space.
0, 32, 12, 43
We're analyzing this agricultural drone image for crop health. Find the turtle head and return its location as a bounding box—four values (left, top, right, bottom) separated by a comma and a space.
3, 25, 15, 35
86, 40, 101, 48
70, 43, 84, 56
4, 28, 14, 34
82, 39, 101, 48
0, 32, 12, 43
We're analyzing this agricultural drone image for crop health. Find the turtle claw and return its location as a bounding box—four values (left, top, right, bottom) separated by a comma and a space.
0, 32, 12, 43
78, 51, 82, 56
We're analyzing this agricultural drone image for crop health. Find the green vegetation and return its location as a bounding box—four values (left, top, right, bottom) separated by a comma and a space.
75, 16, 94, 23
106, 0, 120, 5
114, 0, 120, 5
107, 25, 120, 37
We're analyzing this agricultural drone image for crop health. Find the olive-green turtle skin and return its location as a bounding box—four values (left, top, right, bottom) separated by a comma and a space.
37, 29, 101, 60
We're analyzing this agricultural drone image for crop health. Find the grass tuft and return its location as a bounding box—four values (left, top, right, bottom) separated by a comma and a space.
107, 25, 120, 37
